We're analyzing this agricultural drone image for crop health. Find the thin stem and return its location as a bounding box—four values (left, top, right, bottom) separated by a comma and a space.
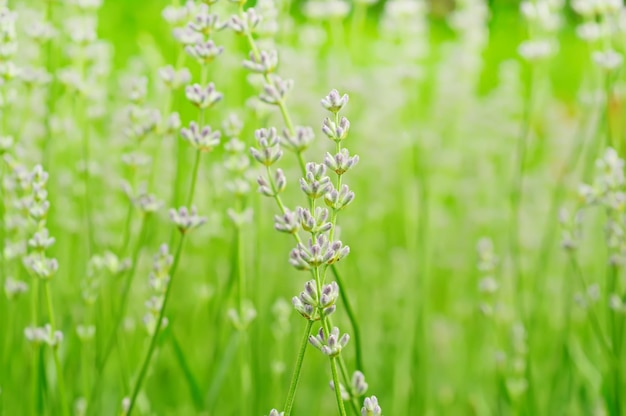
606, 263, 621, 416
336, 350, 360, 414
42, 0, 56, 170
118, 203, 134, 255
187, 150, 202, 207
44, 282, 69, 416
567, 252, 612, 357
235, 204, 252, 413
509, 64, 534, 322
605, 72, 614, 149
331, 266, 363, 372
330, 357, 347, 416
283, 320, 313, 416
31, 278, 42, 415
88, 215, 150, 407
127, 234, 186, 415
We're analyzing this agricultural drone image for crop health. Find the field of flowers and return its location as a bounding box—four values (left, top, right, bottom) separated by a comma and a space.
1, 0, 626, 415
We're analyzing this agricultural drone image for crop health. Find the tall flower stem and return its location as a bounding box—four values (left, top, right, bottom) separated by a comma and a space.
330, 356, 347, 416
330, 265, 363, 371
126, 234, 186, 415
283, 320, 313, 416
295, 149, 363, 371
235, 197, 253, 414
187, 150, 202, 207
88, 215, 150, 408
44, 281, 69, 416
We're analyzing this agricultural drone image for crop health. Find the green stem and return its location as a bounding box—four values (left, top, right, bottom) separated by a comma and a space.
42, 0, 56, 170
336, 351, 360, 414
44, 281, 69, 416
31, 278, 41, 415
330, 357, 347, 416
235, 210, 252, 413
187, 150, 202, 207
168, 328, 204, 411
283, 320, 313, 416
509, 63, 534, 322
88, 215, 150, 407
331, 266, 363, 373
127, 234, 186, 415
605, 72, 614, 149
607, 263, 621, 416
567, 252, 612, 357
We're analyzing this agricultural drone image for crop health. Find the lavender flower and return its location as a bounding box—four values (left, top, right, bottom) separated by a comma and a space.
180, 122, 221, 152
229, 9, 261, 34
188, 7, 226, 35
24, 324, 63, 348
300, 163, 332, 199
185, 40, 224, 64
274, 209, 300, 234
169, 206, 207, 233
292, 280, 339, 320
321, 89, 349, 114
324, 184, 355, 210
324, 149, 359, 175
250, 127, 283, 166
4, 277, 28, 300
297, 206, 332, 234
309, 326, 350, 357
289, 234, 350, 270
185, 83, 223, 109
257, 169, 286, 197
322, 116, 350, 142
159, 65, 192, 89
28, 228, 56, 251
281, 126, 315, 153
259, 75, 293, 105
242, 50, 278, 74
361, 396, 382, 416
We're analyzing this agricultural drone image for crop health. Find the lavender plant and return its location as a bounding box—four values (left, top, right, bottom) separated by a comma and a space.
3, 0, 626, 414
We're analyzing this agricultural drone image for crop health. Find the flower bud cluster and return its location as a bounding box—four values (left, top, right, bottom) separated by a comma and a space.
251, 127, 283, 166
308, 326, 350, 357
243, 50, 278, 74
502, 323, 529, 400
281, 126, 315, 153
0, 4, 18, 86
289, 234, 350, 270
4, 277, 28, 300
517, 0, 563, 62
121, 181, 163, 215
22, 165, 58, 280
292, 280, 339, 320
143, 245, 173, 335
229, 8, 261, 35
558, 208, 583, 251
577, 148, 626, 264
122, 77, 165, 142
223, 114, 255, 227
24, 324, 63, 348
475, 237, 500, 316
181, 121, 221, 152
330, 370, 369, 400
168, 3, 225, 159
572, 0, 624, 70
169, 206, 208, 234
361, 396, 382, 416
227, 299, 257, 330
81, 252, 129, 305
259, 74, 293, 105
